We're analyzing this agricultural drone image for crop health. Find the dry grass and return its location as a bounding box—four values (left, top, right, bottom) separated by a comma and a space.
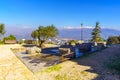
35, 61, 98, 80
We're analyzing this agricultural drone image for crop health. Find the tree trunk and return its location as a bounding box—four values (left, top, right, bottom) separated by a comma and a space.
39, 40, 45, 48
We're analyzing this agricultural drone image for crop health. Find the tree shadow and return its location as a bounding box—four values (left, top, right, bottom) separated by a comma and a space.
71, 59, 103, 80
70, 49, 120, 80
22, 54, 59, 68
41, 47, 60, 56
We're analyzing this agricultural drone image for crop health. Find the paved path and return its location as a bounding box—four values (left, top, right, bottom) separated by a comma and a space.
15, 52, 59, 72
0, 45, 38, 80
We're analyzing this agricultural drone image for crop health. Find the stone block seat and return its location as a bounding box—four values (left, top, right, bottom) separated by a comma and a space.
59, 45, 75, 62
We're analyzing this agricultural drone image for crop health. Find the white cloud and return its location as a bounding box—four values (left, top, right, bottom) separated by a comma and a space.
63, 26, 93, 29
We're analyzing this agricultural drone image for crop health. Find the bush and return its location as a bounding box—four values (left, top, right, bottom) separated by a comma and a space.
4, 34, 16, 40
48, 41, 54, 44
0, 40, 4, 44
69, 40, 76, 45
107, 36, 120, 45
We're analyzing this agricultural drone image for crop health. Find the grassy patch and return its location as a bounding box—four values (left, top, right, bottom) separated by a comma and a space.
107, 56, 120, 73
55, 71, 88, 80
43, 64, 62, 73
55, 74, 69, 80
10, 48, 19, 53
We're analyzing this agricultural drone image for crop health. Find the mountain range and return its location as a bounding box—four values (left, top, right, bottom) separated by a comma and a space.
5, 27, 120, 40
58, 28, 120, 40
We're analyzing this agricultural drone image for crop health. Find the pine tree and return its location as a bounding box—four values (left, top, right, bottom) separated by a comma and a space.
90, 22, 103, 42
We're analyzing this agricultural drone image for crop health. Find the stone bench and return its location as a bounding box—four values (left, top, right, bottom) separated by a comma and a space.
59, 48, 75, 62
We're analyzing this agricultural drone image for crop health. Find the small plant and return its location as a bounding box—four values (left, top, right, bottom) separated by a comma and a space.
55, 74, 69, 80
43, 64, 62, 73
35, 50, 40, 53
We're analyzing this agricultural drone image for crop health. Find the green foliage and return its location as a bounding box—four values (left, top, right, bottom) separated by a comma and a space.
48, 41, 54, 44
4, 34, 16, 40
0, 40, 4, 44
69, 40, 77, 45
24, 40, 33, 44
0, 23, 6, 37
107, 36, 120, 45
31, 30, 38, 39
31, 24, 59, 47
43, 64, 62, 73
55, 74, 69, 80
107, 56, 120, 73
90, 22, 104, 42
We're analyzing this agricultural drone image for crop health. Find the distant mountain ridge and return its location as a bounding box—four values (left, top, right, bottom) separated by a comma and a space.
58, 28, 120, 40
5, 27, 120, 40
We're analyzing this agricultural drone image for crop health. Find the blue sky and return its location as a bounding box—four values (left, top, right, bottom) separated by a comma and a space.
0, 0, 120, 29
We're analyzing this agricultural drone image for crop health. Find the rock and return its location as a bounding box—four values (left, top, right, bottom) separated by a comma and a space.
26, 46, 41, 54
59, 48, 71, 55
33, 46, 41, 53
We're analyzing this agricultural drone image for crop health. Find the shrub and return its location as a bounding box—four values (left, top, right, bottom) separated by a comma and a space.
107, 36, 120, 45
48, 41, 54, 44
0, 40, 4, 44
69, 40, 76, 45
4, 34, 16, 40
